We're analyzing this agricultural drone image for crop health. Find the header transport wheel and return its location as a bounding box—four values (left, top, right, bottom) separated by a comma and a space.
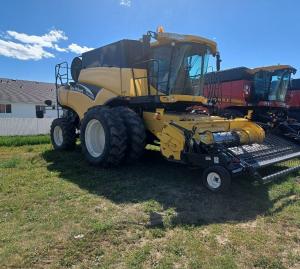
50, 118, 76, 150
80, 107, 127, 166
202, 166, 232, 193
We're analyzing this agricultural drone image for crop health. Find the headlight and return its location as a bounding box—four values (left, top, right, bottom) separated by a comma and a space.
243, 84, 251, 96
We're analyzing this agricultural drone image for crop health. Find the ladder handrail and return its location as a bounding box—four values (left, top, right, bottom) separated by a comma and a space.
54, 62, 70, 118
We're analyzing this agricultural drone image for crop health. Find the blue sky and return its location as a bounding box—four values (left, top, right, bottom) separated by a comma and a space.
0, 0, 299, 82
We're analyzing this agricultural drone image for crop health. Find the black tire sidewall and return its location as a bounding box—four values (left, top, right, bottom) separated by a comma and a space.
50, 118, 75, 150
112, 106, 146, 162
50, 119, 61, 149
80, 110, 112, 165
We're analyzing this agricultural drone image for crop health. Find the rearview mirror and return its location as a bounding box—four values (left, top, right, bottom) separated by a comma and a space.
216, 51, 222, 71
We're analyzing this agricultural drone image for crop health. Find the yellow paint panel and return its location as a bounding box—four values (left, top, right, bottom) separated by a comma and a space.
79, 67, 149, 97
160, 95, 208, 104
143, 110, 265, 144
251, 65, 296, 73
121, 68, 148, 96
58, 87, 117, 119
154, 32, 217, 55
158, 124, 185, 160
143, 109, 264, 160
79, 67, 122, 96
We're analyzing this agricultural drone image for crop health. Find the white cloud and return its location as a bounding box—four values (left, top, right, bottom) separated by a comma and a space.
0, 29, 93, 60
0, 39, 54, 60
53, 44, 68, 52
68, 43, 93, 54
7, 29, 67, 48
120, 0, 131, 7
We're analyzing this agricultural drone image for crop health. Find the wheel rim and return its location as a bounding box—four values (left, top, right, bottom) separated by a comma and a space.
85, 119, 106, 158
53, 125, 63, 146
207, 172, 222, 189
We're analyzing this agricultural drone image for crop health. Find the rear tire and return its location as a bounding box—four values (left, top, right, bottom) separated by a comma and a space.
113, 107, 146, 162
202, 166, 231, 193
50, 118, 76, 150
80, 107, 127, 166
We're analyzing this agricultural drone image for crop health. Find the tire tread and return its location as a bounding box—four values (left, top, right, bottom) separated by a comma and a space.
80, 106, 127, 166
113, 107, 146, 162
50, 118, 76, 150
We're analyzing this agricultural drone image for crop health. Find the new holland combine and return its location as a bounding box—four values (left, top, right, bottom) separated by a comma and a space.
48, 29, 300, 192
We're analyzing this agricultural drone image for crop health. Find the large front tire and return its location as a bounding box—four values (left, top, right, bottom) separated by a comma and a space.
50, 118, 76, 150
113, 107, 146, 162
80, 107, 127, 166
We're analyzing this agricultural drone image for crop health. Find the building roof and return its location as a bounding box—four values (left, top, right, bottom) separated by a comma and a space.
0, 78, 56, 105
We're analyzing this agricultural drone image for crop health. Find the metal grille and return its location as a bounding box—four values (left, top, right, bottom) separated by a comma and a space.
228, 133, 300, 168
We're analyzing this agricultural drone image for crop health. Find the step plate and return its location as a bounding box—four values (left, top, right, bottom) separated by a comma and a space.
228, 134, 300, 168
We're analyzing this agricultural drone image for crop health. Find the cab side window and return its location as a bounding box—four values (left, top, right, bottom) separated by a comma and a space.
149, 46, 172, 94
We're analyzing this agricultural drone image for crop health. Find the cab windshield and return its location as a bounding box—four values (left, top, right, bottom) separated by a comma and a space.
149, 42, 210, 95
253, 69, 292, 102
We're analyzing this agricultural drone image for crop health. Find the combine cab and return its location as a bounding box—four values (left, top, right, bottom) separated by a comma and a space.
287, 78, 300, 121
203, 66, 300, 140
48, 29, 300, 192
204, 65, 296, 120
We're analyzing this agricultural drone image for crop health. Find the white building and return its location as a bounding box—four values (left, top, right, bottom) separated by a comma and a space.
0, 78, 57, 118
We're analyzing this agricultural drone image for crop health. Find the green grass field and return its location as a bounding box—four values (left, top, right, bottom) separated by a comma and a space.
0, 136, 299, 268
0, 135, 50, 147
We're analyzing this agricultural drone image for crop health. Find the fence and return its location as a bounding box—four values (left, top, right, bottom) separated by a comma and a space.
0, 118, 54, 136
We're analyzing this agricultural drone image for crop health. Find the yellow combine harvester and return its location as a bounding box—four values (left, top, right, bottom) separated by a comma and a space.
48, 29, 300, 192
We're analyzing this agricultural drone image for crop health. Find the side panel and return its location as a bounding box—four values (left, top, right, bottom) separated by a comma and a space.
79, 67, 122, 96
228, 80, 247, 106
143, 111, 265, 161
204, 80, 248, 109
143, 111, 265, 144
121, 68, 148, 96
287, 90, 300, 108
78, 67, 149, 97
58, 87, 117, 119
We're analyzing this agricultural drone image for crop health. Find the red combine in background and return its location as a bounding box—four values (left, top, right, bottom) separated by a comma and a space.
287, 78, 300, 121
203, 65, 300, 141
204, 65, 296, 124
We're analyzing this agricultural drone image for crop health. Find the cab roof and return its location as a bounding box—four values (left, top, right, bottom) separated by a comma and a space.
251, 65, 297, 74
152, 32, 217, 55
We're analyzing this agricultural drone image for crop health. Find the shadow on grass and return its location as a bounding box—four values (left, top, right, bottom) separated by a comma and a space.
42, 146, 292, 226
